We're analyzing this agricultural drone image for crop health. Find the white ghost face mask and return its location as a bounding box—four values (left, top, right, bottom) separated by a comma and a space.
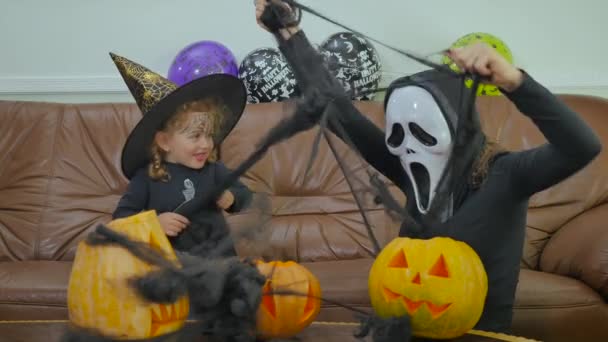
385, 86, 454, 214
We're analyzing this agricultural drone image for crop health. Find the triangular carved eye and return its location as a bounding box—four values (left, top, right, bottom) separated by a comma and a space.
261, 281, 276, 317
300, 283, 318, 323
428, 254, 449, 278
388, 250, 408, 268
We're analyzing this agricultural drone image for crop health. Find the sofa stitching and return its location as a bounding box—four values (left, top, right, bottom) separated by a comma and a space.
513, 302, 607, 309
4, 288, 600, 309
0, 102, 21, 174
1, 103, 46, 260
0, 302, 66, 307
33, 106, 65, 260
318, 302, 606, 309
271, 208, 386, 218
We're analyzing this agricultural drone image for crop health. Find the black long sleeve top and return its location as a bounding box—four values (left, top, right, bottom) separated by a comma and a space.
113, 161, 253, 257
278, 30, 601, 333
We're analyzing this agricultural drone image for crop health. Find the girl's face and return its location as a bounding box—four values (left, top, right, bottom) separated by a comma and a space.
155, 111, 216, 169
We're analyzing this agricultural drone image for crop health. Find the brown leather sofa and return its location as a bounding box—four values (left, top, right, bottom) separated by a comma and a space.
0, 94, 607, 342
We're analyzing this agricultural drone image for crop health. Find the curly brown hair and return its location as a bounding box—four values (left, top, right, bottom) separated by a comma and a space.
148, 97, 227, 181
470, 138, 506, 188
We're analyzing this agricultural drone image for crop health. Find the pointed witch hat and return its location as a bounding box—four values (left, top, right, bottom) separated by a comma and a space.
110, 52, 246, 179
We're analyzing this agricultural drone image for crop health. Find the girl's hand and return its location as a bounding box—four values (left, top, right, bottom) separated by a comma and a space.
158, 212, 189, 237
216, 190, 235, 210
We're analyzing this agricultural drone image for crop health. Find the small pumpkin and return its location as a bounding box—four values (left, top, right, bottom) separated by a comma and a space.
255, 261, 321, 339
67, 210, 189, 339
368, 237, 488, 339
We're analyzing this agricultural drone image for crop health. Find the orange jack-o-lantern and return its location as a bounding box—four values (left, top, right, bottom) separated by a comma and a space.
369, 237, 488, 339
255, 261, 321, 339
67, 211, 189, 339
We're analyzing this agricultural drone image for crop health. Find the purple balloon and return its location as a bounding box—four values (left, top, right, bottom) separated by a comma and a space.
168, 40, 238, 86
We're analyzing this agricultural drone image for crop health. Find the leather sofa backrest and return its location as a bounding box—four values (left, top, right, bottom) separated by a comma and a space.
220, 101, 398, 262
476, 94, 608, 268
0, 101, 140, 261
1, 94, 606, 266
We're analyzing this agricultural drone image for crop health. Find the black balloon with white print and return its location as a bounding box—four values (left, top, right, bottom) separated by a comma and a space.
238, 47, 299, 103
320, 32, 382, 101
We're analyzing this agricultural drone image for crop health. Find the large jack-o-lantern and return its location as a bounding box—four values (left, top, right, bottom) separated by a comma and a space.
67, 211, 189, 339
255, 261, 321, 339
369, 237, 488, 339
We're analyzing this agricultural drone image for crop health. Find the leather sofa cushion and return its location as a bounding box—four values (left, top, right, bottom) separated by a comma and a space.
0, 103, 62, 261
515, 268, 605, 308
303, 258, 374, 307
0, 261, 72, 319
0, 101, 141, 262
512, 270, 608, 341
540, 203, 608, 300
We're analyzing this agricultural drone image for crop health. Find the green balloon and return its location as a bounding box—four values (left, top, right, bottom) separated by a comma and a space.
442, 32, 514, 96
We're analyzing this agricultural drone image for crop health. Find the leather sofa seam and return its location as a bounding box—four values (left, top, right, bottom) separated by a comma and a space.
319, 302, 605, 309
33, 108, 65, 260
271, 209, 385, 218
0, 301, 66, 307
513, 302, 606, 309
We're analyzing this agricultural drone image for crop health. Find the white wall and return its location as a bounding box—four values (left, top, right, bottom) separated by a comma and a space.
1, 0, 607, 102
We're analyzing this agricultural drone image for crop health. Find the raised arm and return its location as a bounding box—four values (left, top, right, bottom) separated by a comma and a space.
500, 72, 601, 196
254, 0, 407, 189
447, 42, 601, 197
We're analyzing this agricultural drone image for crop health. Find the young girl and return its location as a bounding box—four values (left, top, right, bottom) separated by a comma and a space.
110, 52, 252, 258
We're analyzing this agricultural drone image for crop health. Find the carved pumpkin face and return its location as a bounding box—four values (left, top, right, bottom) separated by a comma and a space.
67, 211, 189, 339
368, 237, 488, 339
255, 261, 321, 339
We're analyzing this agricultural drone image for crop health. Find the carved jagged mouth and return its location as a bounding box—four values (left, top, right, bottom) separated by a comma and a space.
150, 297, 189, 336
382, 287, 451, 318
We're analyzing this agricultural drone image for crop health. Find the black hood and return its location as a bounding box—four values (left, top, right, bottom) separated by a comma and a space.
383, 69, 486, 222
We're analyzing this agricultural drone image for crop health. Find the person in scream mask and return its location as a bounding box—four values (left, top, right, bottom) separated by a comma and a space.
254, 0, 602, 334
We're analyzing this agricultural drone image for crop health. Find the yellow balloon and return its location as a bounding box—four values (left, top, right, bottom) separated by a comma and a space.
442, 32, 514, 96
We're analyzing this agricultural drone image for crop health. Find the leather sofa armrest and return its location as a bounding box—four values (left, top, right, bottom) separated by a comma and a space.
539, 204, 608, 300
